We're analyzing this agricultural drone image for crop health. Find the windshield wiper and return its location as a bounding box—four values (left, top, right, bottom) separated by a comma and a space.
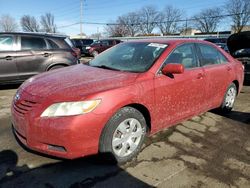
92, 65, 121, 71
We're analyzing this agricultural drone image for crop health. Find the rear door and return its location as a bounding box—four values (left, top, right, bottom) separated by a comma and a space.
196, 43, 233, 108
0, 35, 19, 82
154, 43, 207, 128
16, 36, 52, 80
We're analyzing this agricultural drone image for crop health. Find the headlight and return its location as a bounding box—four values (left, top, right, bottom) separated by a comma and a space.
41, 100, 101, 117
85, 46, 91, 49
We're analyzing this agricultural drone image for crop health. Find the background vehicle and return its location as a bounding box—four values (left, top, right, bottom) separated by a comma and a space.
204, 38, 229, 52
88, 39, 121, 57
12, 40, 243, 164
227, 31, 250, 81
71, 38, 94, 56
0, 32, 78, 84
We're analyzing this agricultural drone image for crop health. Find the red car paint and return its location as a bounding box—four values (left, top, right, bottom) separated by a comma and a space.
11, 39, 244, 159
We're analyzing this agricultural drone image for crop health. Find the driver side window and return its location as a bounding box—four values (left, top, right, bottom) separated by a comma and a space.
164, 43, 198, 69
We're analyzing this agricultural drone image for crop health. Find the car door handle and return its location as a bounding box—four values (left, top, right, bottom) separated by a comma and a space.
43, 53, 51, 57
197, 73, 204, 79
5, 56, 13, 60
227, 66, 232, 71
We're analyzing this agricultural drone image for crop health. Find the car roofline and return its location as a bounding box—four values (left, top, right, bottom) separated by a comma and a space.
0, 32, 68, 38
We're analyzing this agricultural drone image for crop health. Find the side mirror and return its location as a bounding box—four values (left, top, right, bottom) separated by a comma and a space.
162, 63, 184, 75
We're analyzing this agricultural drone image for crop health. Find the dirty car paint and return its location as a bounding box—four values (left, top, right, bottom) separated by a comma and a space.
11, 39, 244, 159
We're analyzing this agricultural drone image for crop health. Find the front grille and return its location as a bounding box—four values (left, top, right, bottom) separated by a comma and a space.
14, 100, 37, 116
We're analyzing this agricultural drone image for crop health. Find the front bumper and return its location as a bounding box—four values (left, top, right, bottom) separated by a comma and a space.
11, 101, 109, 159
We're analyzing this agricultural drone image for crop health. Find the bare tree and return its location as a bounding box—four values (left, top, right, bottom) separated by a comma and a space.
20, 15, 40, 32
90, 32, 102, 39
118, 12, 141, 36
105, 23, 129, 37
0, 14, 18, 32
225, 0, 250, 33
138, 6, 160, 34
157, 6, 183, 35
192, 8, 222, 33
40, 13, 57, 33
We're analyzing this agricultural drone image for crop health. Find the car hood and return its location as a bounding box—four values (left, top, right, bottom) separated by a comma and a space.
227, 31, 250, 57
20, 64, 139, 100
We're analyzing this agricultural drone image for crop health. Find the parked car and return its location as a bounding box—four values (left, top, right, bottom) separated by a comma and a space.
88, 39, 121, 57
71, 38, 94, 56
12, 39, 243, 164
204, 38, 229, 52
0, 32, 79, 84
227, 31, 250, 81
204, 37, 227, 44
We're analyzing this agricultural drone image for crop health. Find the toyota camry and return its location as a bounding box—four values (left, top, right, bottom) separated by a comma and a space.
11, 39, 244, 163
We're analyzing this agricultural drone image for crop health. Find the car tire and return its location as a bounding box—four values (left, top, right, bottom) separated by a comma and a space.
219, 83, 237, 113
48, 65, 65, 71
99, 107, 147, 164
92, 51, 99, 57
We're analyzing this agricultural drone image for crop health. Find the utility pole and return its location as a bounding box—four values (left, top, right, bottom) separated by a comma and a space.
97, 27, 99, 40
185, 19, 188, 35
80, 0, 83, 36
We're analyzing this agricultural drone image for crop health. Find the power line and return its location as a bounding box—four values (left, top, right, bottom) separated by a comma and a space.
57, 11, 250, 28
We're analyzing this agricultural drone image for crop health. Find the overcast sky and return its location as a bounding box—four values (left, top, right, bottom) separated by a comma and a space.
0, 0, 229, 36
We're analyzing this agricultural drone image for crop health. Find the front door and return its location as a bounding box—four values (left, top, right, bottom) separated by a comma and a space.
154, 43, 206, 128
0, 35, 19, 83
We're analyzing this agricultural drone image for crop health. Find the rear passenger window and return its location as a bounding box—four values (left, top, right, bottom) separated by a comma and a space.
21, 37, 47, 50
164, 43, 198, 69
217, 52, 228, 64
108, 41, 113, 45
0, 36, 13, 51
198, 44, 228, 66
47, 39, 59, 49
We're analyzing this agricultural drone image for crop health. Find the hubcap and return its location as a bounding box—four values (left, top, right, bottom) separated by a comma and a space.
225, 87, 236, 108
112, 118, 145, 158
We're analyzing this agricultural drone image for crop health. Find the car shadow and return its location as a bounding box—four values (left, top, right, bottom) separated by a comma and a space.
213, 110, 250, 125
0, 84, 21, 90
0, 150, 152, 188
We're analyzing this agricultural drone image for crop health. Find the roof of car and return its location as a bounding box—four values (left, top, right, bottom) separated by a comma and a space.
0, 32, 68, 38
125, 39, 209, 45
71, 38, 94, 40
99, 39, 121, 41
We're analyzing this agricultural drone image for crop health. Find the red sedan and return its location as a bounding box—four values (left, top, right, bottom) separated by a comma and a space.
11, 39, 244, 163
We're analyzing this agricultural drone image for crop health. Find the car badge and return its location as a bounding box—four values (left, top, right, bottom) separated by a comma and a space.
14, 93, 20, 102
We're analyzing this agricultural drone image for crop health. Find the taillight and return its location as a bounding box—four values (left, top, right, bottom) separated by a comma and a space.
71, 51, 77, 58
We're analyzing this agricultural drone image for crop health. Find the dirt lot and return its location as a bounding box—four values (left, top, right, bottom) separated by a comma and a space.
0, 80, 249, 188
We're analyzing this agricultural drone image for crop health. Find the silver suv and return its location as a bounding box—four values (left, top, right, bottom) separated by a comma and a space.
0, 32, 78, 84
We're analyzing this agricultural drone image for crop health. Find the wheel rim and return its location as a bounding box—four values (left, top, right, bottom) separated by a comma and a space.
225, 87, 236, 108
112, 118, 145, 158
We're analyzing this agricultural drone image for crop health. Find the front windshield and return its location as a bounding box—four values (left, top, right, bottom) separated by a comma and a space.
89, 42, 168, 72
